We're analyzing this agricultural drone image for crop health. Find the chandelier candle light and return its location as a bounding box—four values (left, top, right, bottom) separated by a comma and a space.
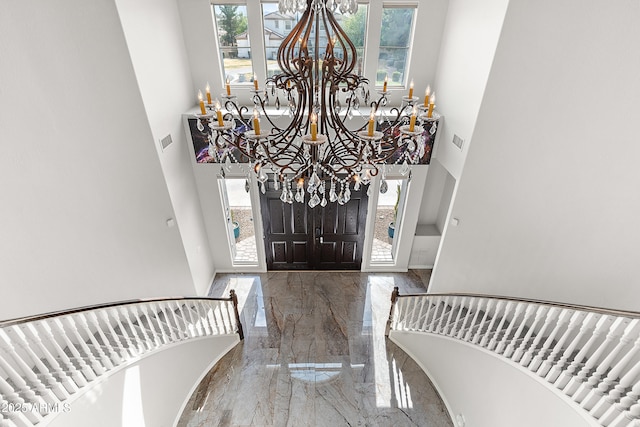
215, 100, 224, 126
194, 0, 440, 207
424, 85, 431, 107
198, 90, 206, 115
206, 82, 212, 104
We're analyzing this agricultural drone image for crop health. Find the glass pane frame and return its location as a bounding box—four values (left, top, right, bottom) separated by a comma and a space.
376, 5, 417, 88
260, 2, 369, 79
212, 4, 255, 85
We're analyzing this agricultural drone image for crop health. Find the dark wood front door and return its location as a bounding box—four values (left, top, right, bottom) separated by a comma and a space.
260, 180, 368, 270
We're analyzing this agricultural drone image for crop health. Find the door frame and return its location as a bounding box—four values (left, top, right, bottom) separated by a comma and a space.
217, 168, 267, 272
362, 165, 430, 272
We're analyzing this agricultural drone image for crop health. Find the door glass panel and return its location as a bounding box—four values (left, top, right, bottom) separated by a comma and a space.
222, 178, 258, 265
261, 2, 368, 78
371, 178, 407, 264
213, 4, 254, 85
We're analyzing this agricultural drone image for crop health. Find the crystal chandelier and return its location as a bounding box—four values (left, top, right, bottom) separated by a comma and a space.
195, 0, 439, 208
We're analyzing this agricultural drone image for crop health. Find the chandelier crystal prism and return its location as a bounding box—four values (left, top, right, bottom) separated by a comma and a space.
197, 0, 438, 207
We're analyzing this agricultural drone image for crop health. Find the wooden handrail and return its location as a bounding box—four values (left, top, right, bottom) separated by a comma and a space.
385, 286, 400, 337
393, 291, 640, 319
0, 295, 236, 327
229, 290, 244, 340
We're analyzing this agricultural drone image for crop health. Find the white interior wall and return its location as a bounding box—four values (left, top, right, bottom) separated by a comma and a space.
431, 1, 640, 311
115, 0, 215, 294
418, 160, 447, 226
430, 0, 509, 179
415, 0, 508, 240
435, 170, 455, 233
0, 0, 196, 320
47, 335, 239, 427
391, 332, 597, 427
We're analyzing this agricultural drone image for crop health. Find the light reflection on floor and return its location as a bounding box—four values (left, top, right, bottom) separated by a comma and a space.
177, 271, 452, 427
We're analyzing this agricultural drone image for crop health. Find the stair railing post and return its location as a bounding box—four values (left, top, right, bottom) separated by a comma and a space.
385, 287, 400, 337
230, 290, 244, 340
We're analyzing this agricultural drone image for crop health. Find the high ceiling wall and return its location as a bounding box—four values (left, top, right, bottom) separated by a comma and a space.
431, 0, 640, 312
0, 0, 197, 319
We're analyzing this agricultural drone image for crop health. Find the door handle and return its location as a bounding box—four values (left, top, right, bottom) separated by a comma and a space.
320, 236, 324, 244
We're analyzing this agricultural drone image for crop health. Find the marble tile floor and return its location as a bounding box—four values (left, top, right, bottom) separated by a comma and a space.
177, 270, 452, 427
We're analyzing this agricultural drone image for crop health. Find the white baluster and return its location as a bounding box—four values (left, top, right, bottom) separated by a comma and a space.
166, 302, 187, 339
0, 369, 43, 425
85, 312, 121, 365
419, 297, 436, 332
107, 308, 137, 357
463, 299, 487, 342
471, 299, 496, 345
217, 300, 230, 334
222, 300, 235, 334
413, 297, 430, 331
205, 301, 222, 335
94, 311, 127, 362
486, 301, 513, 350
54, 317, 103, 377
202, 301, 218, 336
536, 311, 587, 378
425, 296, 443, 333
138, 305, 162, 347
495, 302, 526, 354
150, 303, 171, 344
71, 314, 115, 371
6, 326, 68, 401
576, 320, 640, 408
119, 306, 149, 353
21, 323, 78, 395
607, 403, 640, 427
526, 308, 571, 371
207, 301, 223, 335
182, 302, 202, 336
404, 297, 420, 331
511, 305, 549, 363
442, 296, 460, 336
0, 329, 59, 403
448, 297, 468, 338
136, 304, 162, 348
457, 298, 479, 340
36, 321, 89, 387
435, 296, 453, 334
503, 304, 538, 358
480, 300, 505, 348
402, 296, 418, 331
157, 303, 179, 342
194, 301, 213, 336
175, 301, 196, 337
549, 312, 603, 385
519, 307, 561, 368
563, 317, 628, 396
599, 380, 640, 426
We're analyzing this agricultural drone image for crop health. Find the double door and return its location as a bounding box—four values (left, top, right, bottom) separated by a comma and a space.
260, 179, 368, 270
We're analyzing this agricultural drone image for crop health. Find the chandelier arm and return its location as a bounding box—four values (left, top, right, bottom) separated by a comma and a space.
278, 7, 311, 76
324, 10, 358, 82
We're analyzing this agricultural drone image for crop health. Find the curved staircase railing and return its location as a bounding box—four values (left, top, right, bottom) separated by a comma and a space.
386, 288, 640, 427
0, 292, 243, 427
